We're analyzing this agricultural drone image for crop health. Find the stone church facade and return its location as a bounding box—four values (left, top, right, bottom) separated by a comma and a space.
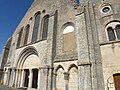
0, 0, 120, 90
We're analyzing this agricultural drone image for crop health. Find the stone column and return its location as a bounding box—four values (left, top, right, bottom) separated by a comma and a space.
3, 69, 8, 85
28, 69, 33, 88
53, 73, 57, 90
64, 72, 69, 90
37, 68, 41, 90
11, 68, 16, 87
20, 69, 25, 87
17, 69, 22, 87
14, 69, 19, 87
6, 68, 11, 86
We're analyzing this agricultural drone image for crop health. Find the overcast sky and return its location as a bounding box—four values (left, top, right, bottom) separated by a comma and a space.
0, 0, 33, 55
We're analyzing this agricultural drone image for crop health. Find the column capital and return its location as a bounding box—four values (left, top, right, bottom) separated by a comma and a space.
21, 69, 25, 71
18, 69, 23, 71
64, 72, 69, 80
53, 72, 57, 76
29, 69, 33, 73
12, 67, 16, 71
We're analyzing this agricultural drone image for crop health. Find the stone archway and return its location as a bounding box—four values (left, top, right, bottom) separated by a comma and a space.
22, 54, 40, 89
15, 47, 40, 89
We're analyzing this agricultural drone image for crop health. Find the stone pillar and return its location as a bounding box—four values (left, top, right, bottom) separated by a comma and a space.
6, 68, 11, 86
64, 72, 69, 90
28, 69, 33, 88
3, 68, 8, 85
20, 69, 25, 87
53, 73, 57, 90
17, 69, 22, 87
8, 69, 12, 86
9, 68, 16, 87
14, 69, 19, 87
37, 68, 41, 90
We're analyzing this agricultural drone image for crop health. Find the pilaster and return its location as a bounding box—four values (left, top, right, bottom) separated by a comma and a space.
46, 10, 58, 90
20, 69, 25, 87
75, 2, 105, 90
53, 73, 57, 90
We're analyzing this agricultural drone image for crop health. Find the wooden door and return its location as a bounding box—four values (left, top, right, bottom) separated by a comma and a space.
113, 73, 120, 90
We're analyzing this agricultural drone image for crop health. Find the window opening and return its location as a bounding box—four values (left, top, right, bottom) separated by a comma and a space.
42, 15, 49, 40
24, 25, 30, 45
17, 27, 23, 47
107, 27, 115, 41
116, 25, 120, 40
31, 12, 40, 43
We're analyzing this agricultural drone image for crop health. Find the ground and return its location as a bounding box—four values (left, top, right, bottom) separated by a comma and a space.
0, 86, 26, 90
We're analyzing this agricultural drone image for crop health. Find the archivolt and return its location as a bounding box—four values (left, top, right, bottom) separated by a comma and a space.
16, 46, 39, 69
55, 65, 64, 72
68, 64, 78, 72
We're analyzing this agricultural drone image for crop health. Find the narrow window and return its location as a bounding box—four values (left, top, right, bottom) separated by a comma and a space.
63, 25, 76, 51
116, 25, 120, 40
17, 27, 23, 47
107, 27, 115, 41
42, 15, 49, 40
23, 25, 30, 45
31, 12, 40, 43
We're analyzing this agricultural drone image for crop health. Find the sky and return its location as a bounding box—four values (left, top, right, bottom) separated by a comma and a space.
0, 0, 33, 56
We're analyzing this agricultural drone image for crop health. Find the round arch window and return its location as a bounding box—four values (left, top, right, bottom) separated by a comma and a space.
63, 26, 74, 34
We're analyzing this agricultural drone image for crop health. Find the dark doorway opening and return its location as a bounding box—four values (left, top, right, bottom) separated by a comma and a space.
113, 73, 120, 90
32, 69, 38, 89
24, 69, 29, 87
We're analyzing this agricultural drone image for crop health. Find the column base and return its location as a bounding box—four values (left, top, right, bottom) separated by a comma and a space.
27, 88, 37, 90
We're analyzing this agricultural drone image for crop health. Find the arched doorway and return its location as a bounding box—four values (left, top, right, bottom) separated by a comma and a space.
22, 54, 40, 89
16, 47, 40, 89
